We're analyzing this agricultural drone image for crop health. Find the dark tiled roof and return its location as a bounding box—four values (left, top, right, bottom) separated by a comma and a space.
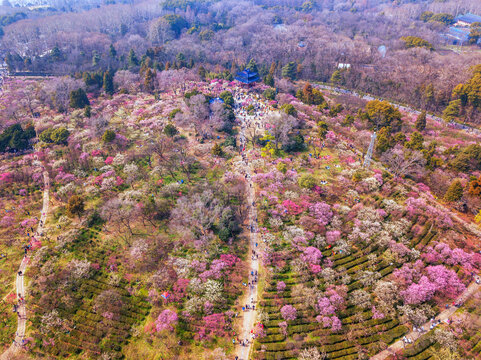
235, 69, 260, 84
456, 13, 481, 24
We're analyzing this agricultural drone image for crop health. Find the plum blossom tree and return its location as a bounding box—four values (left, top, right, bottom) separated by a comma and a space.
299, 347, 326, 360
277, 281, 286, 293
330, 316, 342, 331
308, 202, 333, 226
197, 313, 227, 340
279, 321, 288, 337
280, 305, 297, 321
325, 230, 341, 245
399, 265, 465, 304
100, 197, 139, 240
302, 247, 323, 265
155, 309, 178, 332
266, 111, 298, 150
350, 289, 371, 309
253, 322, 267, 338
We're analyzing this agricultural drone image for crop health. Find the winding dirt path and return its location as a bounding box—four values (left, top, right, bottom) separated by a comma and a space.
1, 167, 49, 358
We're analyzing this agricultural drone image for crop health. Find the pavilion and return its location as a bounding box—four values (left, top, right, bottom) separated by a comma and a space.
235, 68, 260, 85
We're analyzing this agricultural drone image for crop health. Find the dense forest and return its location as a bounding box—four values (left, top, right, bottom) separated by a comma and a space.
1, 0, 481, 121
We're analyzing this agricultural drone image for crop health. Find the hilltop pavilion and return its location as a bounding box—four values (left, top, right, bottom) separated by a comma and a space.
235, 68, 260, 85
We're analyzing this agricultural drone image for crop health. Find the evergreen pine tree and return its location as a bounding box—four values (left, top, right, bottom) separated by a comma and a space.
264, 74, 275, 87
103, 70, 114, 95
281, 62, 297, 80
128, 49, 139, 67
109, 44, 117, 58
69, 88, 90, 109
415, 110, 427, 131
51, 45, 62, 61
246, 59, 258, 74
144, 68, 156, 93
444, 179, 464, 202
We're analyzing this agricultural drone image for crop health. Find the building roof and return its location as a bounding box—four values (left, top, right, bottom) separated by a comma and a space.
235, 69, 260, 84
444, 27, 470, 42
209, 97, 224, 104
456, 13, 481, 25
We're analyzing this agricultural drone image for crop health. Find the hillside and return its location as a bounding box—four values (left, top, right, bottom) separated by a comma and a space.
0, 73, 481, 359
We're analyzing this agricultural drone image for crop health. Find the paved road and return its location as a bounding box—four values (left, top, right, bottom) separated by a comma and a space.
1, 167, 49, 358
371, 280, 480, 360
315, 83, 481, 135
235, 92, 261, 360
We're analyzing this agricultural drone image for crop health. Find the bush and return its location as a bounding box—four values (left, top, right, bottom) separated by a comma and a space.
67, 195, 85, 218
219, 90, 234, 108
443, 179, 464, 202
401, 36, 434, 50
69, 88, 90, 109
298, 173, 316, 189
0, 123, 35, 152
40, 127, 70, 144
164, 123, 179, 137
280, 103, 297, 116
102, 130, 116, 143
169, 108, 181, 119
263, 88, 276, 100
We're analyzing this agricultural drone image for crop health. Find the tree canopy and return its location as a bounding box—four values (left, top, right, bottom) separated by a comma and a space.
364, 100, 402, 131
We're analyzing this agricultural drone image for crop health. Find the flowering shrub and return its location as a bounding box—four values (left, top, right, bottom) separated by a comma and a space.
326, 230, 341, 244
308, 202, 333, 226
197, 313, 226, 340
405, 197, 453, 229
302, 246, 323, 265
280, 305, 297, 321
155, 309, 178, 332
398, 264, 465, 304
282, 199, 304, 216
0, 172, 13, 183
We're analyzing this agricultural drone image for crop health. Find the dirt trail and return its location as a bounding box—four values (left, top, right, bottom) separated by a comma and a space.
1, 167, 49, 358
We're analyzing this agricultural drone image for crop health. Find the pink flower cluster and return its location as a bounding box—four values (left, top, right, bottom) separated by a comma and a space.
155, 309, 178, 332
196, 313, 226, 340
302, 246, 323, 265
55, 171, 76, 184
316, 315, 342, 331
277, 281, 286, 293
395, 262, 466, 304
309, 202, 333, 226
282, 199, 305, 216
405, 197, 453, 228
280, 305, 297, 321
422, 242, 481, 271
0, 172, 13, 184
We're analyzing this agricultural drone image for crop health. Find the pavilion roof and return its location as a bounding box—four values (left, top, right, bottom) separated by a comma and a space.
235, 68, 260, 84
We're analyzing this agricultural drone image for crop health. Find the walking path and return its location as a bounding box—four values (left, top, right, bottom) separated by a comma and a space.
235, 91, 263, 360
371, 279, 480, 360
228, 87, 481, 360
1, 166, 49, 359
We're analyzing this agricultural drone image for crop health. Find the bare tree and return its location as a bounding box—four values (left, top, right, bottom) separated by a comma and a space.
380, 145, 426, 178
100, 197, 139, 242
171, 189, 223, 237
266, 112, 298, 150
